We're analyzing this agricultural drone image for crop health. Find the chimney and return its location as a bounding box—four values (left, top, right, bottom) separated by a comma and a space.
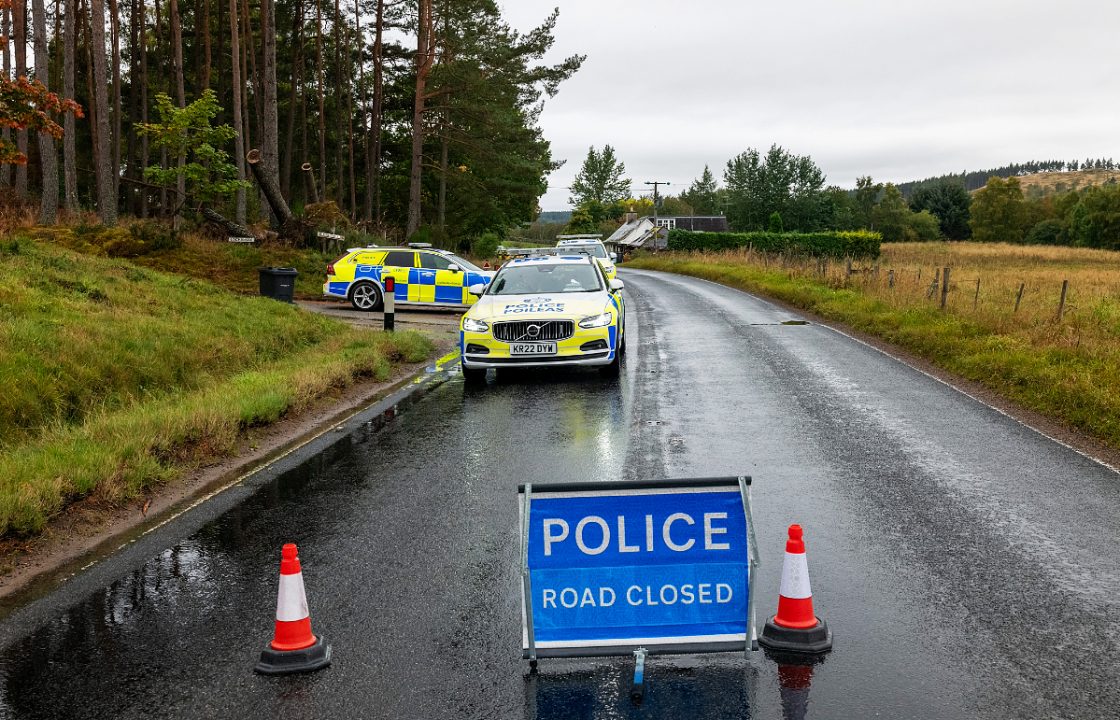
624, 207, 638, 224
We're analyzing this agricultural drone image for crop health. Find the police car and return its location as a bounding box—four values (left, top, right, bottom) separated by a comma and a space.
459, 253, 625, 381
323, 243, 494, 311
555, 237, 617, 281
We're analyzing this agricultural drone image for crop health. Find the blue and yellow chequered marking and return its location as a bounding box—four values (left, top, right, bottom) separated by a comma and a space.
324, 248, 493, 306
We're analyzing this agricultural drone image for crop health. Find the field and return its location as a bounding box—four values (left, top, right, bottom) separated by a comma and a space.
0, 237, 433, 537
628, 242, 1120, 449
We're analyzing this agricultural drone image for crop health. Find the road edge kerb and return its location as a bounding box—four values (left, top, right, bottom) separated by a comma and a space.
622, 267, 1120, 477
0, 350, 461, 629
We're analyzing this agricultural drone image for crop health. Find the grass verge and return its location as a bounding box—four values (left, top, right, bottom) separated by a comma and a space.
0, 237, 433, 537
627, 246, 1120, 451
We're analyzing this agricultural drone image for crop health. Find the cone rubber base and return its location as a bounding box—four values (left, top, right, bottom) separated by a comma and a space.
255, 636, 332, 675
758, 617, 833, 655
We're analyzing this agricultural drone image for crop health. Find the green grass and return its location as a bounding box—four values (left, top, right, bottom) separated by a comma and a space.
28, 224, 338, 298
0, 237, 433, 536
627, 251, 1120, 451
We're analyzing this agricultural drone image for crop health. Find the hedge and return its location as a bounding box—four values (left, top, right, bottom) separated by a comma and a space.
667, 229, 881, 259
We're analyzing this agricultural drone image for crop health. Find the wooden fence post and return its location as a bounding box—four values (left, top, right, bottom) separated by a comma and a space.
974, 277, 981, 310
940, 266, 950, 310
1014, 282, 1025, 313
888, 269, 895, 288
1057, 279, 1069, 321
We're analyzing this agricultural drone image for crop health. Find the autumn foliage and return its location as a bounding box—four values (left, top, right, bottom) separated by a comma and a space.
0, 0, 83, 166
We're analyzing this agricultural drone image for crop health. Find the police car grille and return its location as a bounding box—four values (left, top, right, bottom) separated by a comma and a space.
493, 320, 574, 342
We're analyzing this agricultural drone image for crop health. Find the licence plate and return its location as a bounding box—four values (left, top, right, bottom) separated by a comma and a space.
510, 342, 557, 355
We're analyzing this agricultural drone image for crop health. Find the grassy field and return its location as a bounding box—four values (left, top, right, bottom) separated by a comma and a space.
0, 237, 433, 537
628, 242, 1120, 449
27, 223, 338, 298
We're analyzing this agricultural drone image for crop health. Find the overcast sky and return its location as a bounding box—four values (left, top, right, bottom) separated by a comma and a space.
498, 0, 1120, 211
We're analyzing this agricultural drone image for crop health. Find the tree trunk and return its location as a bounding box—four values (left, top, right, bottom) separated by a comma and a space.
63, 0, 79, 211
241, 0, 260, 136
260, 0, 281, 223
154, 0, 167, 215
406, 0, 433, 237
228, 0, 245, 223
314, 0, 325, 197
347, 0, 358, 220
138, 0, 149, 217
370, 0, 384, 224
246, 148, 293, 223
32, 0, 58, 222
124, 0, 139, 214
169, 0, 185, 226
334, 0, 345, 213
88, 0, 117, 224
108, 0, 121, 203
280, 0, 302, 200
437, 125, 447, 229
202, 206, 255, 238
13, 0, 28, 198
200, 0, 211, 88
1, 5, 11, 188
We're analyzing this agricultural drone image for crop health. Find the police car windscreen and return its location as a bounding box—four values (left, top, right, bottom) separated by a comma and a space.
489, 264, 604, 294
560, 243, 607, 258
448, 254, 484, 273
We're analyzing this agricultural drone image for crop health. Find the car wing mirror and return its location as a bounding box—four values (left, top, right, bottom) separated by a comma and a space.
468, 283, 486, 295
609, 278, 625, 291
448, 264, 461, 273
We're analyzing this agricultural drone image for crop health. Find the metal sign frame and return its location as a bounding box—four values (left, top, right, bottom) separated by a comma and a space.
519, 476, 758, 661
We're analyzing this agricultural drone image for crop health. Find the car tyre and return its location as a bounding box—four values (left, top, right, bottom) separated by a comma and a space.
349, 281, 383, 312
599, 351, 621, 377
462, 364, 487, 384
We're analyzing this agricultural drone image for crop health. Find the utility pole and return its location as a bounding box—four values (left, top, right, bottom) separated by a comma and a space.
644, 180, 670, 223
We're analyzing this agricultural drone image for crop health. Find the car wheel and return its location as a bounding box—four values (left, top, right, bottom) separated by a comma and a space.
349, 281, 383, 311
600, 351, 621, 377
462, 365, 487, 384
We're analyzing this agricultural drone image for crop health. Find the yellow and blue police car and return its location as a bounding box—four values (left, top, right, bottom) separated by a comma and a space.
459, 253, 626, 382
555, 238, 617, 281
323, 243, 495, 311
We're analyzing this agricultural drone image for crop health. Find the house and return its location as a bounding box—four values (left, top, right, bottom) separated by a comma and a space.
605, 213, 729, 253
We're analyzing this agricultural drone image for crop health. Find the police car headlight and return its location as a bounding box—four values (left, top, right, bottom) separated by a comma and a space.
463, 317, 489, 333
578, 312, 613, 329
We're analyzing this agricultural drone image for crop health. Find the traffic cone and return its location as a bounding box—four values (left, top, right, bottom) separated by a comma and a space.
254, 543, 332, 675
759, 525, 833, 654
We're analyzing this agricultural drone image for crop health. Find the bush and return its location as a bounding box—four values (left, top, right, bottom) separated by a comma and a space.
1024, 218, 1068, 246
128, 219, 183, 252
473, 232, 501, 259
905, 210, 942, 242
667, 229, 881, 259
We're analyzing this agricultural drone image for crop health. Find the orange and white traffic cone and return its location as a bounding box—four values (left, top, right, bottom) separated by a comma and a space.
759, 524, 833, 655
254, 543, 332, 675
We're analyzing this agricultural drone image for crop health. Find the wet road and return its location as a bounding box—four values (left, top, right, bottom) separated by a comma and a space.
2, 269, 1120, 719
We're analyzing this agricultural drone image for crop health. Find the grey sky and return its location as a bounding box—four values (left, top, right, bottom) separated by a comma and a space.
499, 0, 1120, 211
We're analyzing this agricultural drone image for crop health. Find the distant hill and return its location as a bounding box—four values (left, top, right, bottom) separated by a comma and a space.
536, 210, 572, 224
896, 159, 1117, 197
1007, 169, 1120, 198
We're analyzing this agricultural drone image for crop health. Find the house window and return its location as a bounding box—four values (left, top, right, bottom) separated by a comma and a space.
655, 218, 676, 230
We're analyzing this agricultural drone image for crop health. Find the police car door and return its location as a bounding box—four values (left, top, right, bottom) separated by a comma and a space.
381, 250, 417, 303
419, 251, 467, 305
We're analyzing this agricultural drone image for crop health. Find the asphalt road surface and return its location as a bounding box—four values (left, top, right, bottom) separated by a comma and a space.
2, 269, 1118, 719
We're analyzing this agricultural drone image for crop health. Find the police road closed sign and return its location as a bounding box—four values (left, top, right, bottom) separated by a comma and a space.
519, 477, 758, 659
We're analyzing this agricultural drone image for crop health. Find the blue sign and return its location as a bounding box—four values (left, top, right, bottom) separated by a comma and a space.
519, 478, 757, 658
